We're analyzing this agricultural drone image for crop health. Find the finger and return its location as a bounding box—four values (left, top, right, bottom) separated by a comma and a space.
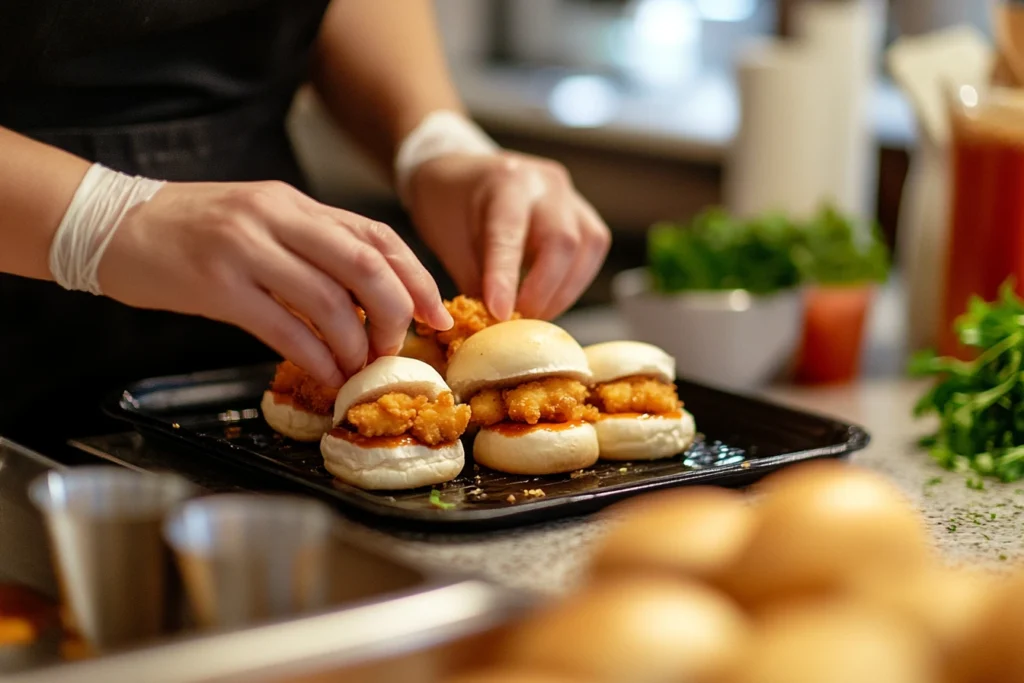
273, 218, 420, 358
480, 176, 537, 320
346, 214, 453, 331
539, 198, 611, 319
515, 199, 582, 319
230, 288, 343, 387
247, 240, 369, 379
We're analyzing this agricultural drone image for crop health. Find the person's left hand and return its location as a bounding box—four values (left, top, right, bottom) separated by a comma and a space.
406, 151, 611, 321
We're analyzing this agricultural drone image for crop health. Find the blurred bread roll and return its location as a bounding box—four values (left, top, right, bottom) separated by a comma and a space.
850, 565, 996, 662
723, 461, 932, 608
444, 671, 594, 683
588, 487, 756, 584
949, 570, 1024, 683
499, 576, 749, 683
727, 599, 940, 683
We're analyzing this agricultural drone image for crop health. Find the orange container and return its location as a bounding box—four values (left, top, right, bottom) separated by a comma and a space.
794, 285, 873, 385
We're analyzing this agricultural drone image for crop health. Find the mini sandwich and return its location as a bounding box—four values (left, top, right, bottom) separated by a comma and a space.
262, 304, 366, 442
583, 341, 696, 461
261, 361, 337, 442
320, 356, 471, 490
447, 319, 599, 475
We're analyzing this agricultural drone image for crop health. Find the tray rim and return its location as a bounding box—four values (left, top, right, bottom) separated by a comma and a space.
104, 363, 871, 530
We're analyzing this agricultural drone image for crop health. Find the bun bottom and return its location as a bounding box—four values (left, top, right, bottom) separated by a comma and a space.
474, 423, 599, 475
261, 391, 332, 442
320, 434, 465, 490
595, 410, 696, 461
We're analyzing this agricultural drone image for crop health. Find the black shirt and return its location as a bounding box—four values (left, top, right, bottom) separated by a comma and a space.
0, 0, 331, 130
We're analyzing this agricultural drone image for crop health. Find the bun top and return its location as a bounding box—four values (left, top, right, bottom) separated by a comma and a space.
445, 319, 591, 400
584, 341, 675, 384
333, 356, 450, 425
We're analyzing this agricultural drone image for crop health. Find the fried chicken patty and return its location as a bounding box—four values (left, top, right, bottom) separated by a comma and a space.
269, 361, 338, 415
589, 376, 681, 415
344, 391, 471, 446
469, 378, 599, 426
414, 296, 522, 359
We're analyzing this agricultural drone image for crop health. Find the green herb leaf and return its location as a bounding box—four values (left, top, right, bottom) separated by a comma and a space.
912, 279, 1024, 483
429, 489, 455, 510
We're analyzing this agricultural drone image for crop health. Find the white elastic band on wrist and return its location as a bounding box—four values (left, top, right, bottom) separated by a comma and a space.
393, 110, 499, 206
48, 163, 165, 295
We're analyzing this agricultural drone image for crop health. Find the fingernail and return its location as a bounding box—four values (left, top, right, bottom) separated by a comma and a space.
486, 293, 512, 321
438, 308, 454, 330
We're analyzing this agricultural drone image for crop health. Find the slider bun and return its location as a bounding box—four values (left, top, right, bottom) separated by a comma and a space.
499, 577, 750, 683
584, 341, 675, 384
588, 486, 756, 584
595, 410, 695, 461
260, 391, 332, 442
723, 461, 933, 609
320, 434, 464, 490
399, 331, 447, 375
334, 356, 450, 425
731, 599, 938, 683
445, 671, 592, 683
446, 320, 591, 401
474, 423, 599, 475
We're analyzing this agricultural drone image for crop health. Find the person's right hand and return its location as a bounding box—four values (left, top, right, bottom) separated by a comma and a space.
98, 180, 453, 387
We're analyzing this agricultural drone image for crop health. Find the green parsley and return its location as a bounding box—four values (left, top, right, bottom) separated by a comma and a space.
428, 489, 455, 510
911, 280, 1024, 483
646, 204, 888, 296
925, 476, 943, 486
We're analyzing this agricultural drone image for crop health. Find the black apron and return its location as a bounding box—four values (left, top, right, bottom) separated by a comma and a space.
0, 0, 332, 453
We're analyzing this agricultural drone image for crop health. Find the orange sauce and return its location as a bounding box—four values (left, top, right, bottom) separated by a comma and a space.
328, 428, 452, 450
597, 411, 683, 420
487, 420, 587, 437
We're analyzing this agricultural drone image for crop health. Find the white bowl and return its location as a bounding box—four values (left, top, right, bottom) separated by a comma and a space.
612, 268, 804, 390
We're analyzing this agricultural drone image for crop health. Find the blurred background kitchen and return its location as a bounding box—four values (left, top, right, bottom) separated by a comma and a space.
288, 0, 1002, 389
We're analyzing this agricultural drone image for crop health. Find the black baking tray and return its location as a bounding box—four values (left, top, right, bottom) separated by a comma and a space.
105, 363, 869, 530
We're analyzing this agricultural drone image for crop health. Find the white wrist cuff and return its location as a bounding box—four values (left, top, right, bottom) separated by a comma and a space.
48, 163, 165, 295
393, 110, 499, 206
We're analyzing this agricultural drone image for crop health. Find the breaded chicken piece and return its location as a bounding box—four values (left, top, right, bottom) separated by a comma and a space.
469, 389, 507, 427
346, 393, 426, 437
269, 361, 306, 395
346, 391, 469, 445
590, 377, 681, 415
506, 378, 599, 424
268, 361, 337, 416
415, 296, 522, 359
411, 392, 472, 446
293, 375, 338, 415
469, 378, 598, 426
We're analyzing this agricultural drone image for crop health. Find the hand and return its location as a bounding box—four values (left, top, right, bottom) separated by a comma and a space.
98, 180, 453, 386
407, 152, 611, 320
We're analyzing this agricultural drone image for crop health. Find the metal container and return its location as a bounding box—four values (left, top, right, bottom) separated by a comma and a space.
27, 467, 195, 652
0, 440, 529, 683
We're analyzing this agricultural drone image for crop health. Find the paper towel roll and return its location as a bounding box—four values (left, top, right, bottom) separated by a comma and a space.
724, 39, 832, 220
793, 0, 886, 220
